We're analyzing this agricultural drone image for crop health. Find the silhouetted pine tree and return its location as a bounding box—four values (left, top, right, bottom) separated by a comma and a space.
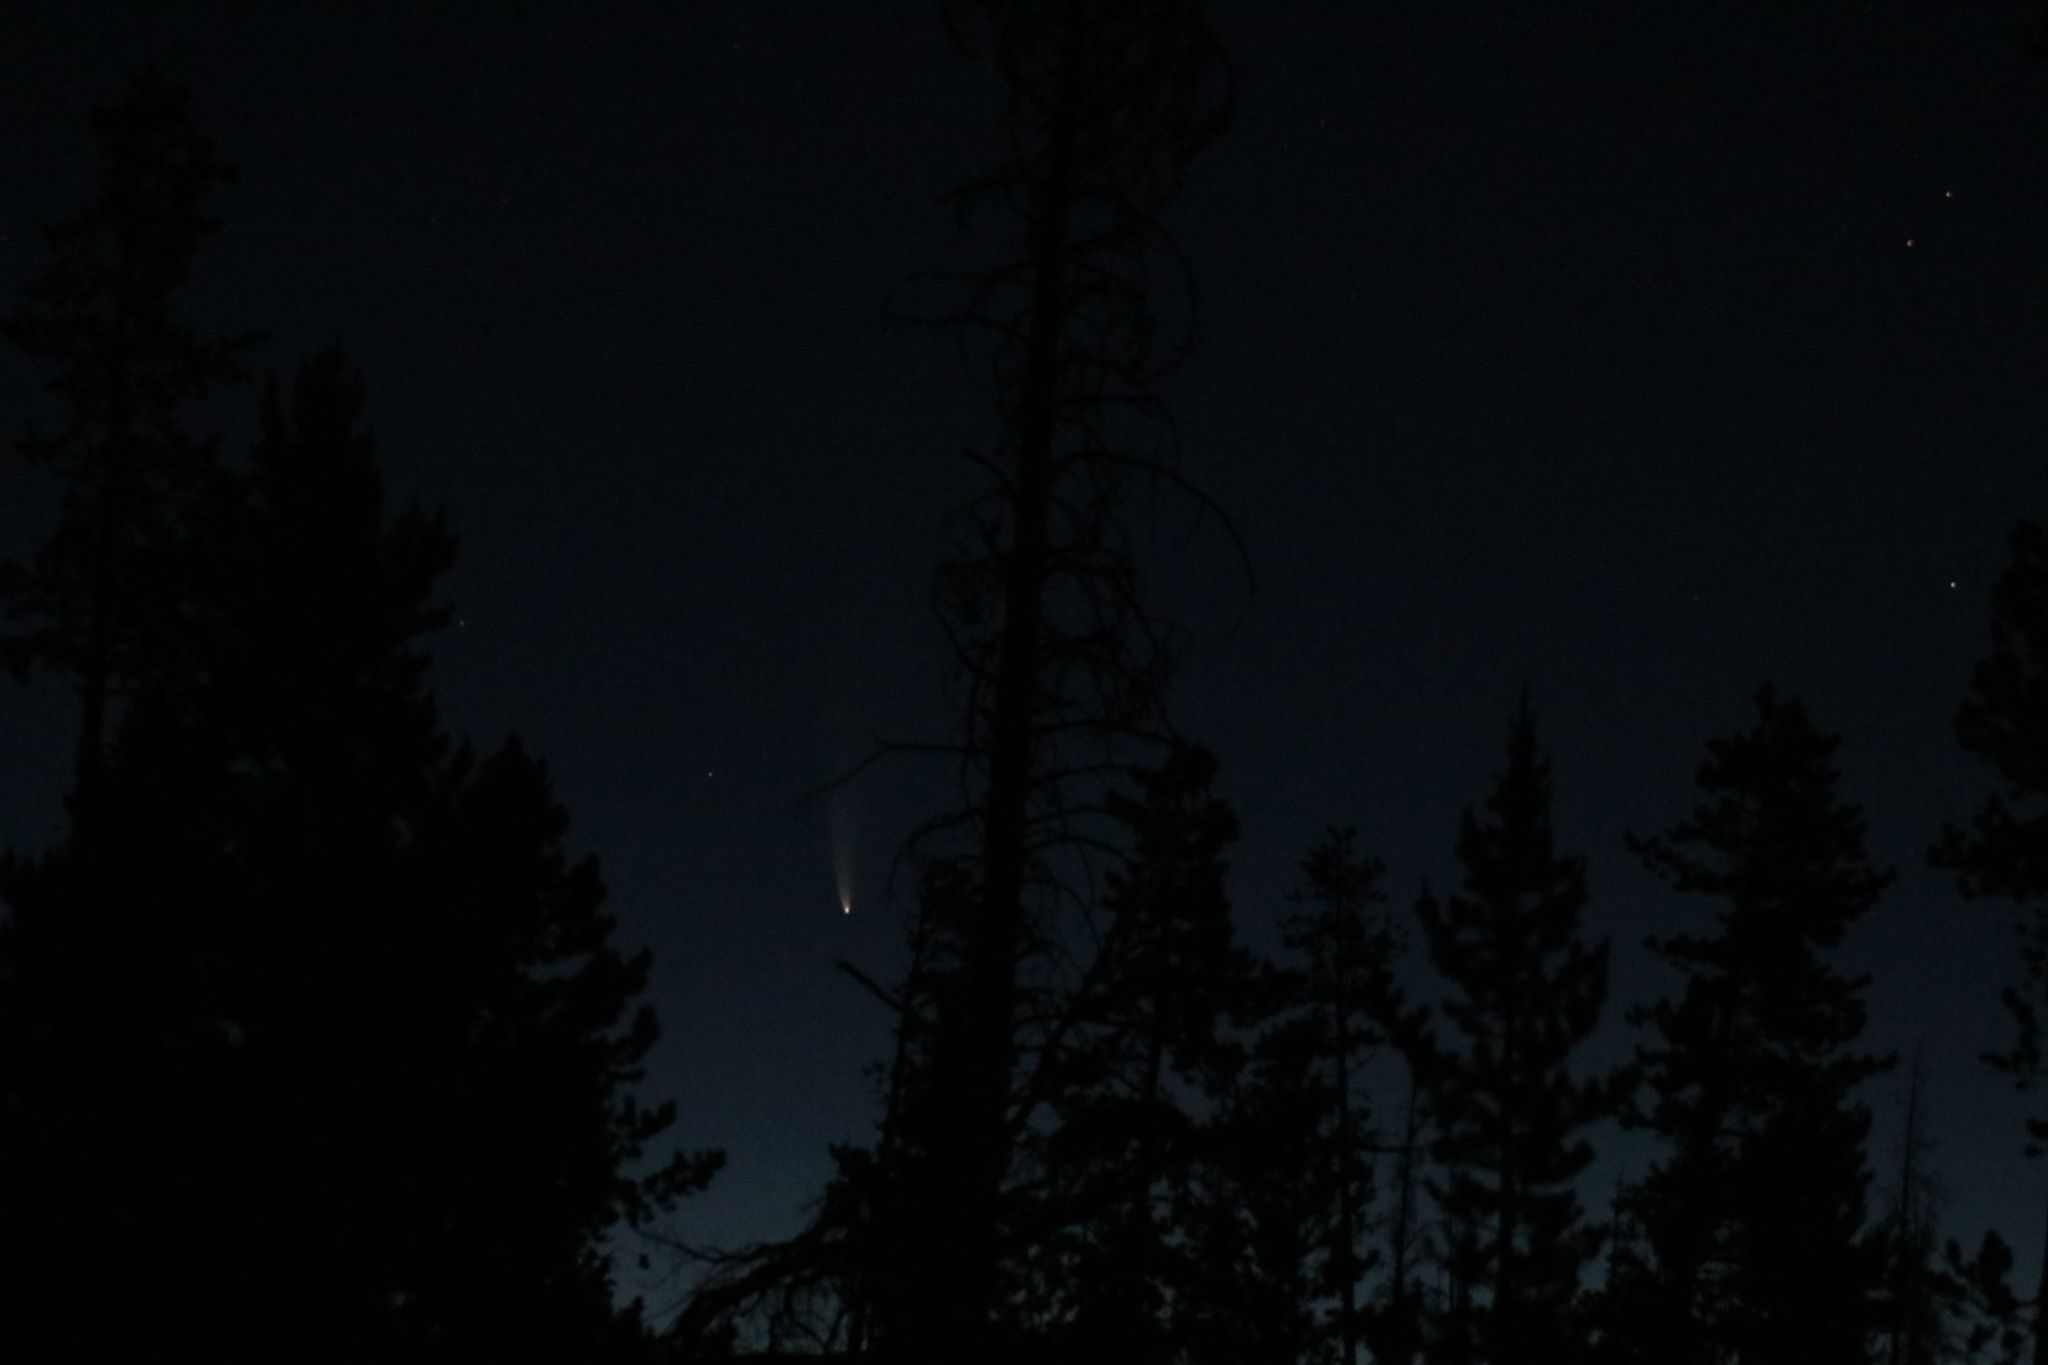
1864, 1061, 2033, 1365
1611, 687, 1892, 1365
232, 355, 719, 1360
1935, 519, 2048, 1365
1178, 986, 1332, 1365
1937, 1231, 2031, 1365
1363, 1059, 1432, 1365
1257, 825, 1430, 1365
0, 628, 248, 1355
1174, 825, 1429, 1365
1414, 694, 1612, 1365
0, 71, 245, 1353
1877, 1060, 1946, 1365
1283, 828, 1386, 1365
0, 355, 716, 1362
1025, 742, 1249, 1363
671, 4, 1241, 1351
742, 3, 1237, 1361
847, 860, 978, 1355
1, 71, 246, 816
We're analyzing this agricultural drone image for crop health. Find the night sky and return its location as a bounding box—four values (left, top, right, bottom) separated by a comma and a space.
5, 0, 2047, 1321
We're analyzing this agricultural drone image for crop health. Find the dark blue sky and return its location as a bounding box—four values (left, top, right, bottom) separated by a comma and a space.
5, 0, 2046, 1323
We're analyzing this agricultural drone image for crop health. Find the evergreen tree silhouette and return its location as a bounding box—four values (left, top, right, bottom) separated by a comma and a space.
700, 3, 1237, 1359
1938, 1231, 2031, 1365
1611, 687, 1893, 1365
0, 70, 244, 1354
1028, 741, 1249, 1363
1254, 825, 1427, 1365
1878, 1059, 1947, 1365
904, 2, 1234, 1350
0, 354, 716, 1361
1935, 519, 2048, 1365
1169, 824, 1431, 1365
0, 621, 247, 1355
1414, 694, 1612, 1365
1, 70, 247, 820
847, 860, 978, 1356
1177, 981, 1330, 1365
1864, 1061, 2034, 1365
1362, 1059, 1432, 1365
1283, 828, 1388, 1365
231, 355, 720, 1360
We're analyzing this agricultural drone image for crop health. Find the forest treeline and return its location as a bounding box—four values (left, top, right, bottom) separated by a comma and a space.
0, 73, 718, 1363
6, 5, 2048, 1365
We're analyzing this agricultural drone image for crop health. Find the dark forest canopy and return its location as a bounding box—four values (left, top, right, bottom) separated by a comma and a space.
0, 73, 717, 1363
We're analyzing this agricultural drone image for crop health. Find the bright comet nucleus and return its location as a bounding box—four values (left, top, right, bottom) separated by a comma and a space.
828, 773, 859, 918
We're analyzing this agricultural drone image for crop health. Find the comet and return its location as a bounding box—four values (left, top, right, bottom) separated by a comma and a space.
829, 780, 858, 917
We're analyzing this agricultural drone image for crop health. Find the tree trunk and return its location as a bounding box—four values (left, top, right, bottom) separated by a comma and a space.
914, 23, 1085, 1364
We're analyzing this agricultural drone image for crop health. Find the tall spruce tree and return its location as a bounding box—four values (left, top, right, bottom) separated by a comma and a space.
2, 71, 246, 815
1026, 741, 1248, 1363
903, 4, 1234, 1352
1415, 694, 1611, 1365
1613, 687, 1893, 1365
0, 71, 242, 1352
1935, 519, 2048, 1365
695, 4, 1238, 1360
1264, 825, 1421, 1365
